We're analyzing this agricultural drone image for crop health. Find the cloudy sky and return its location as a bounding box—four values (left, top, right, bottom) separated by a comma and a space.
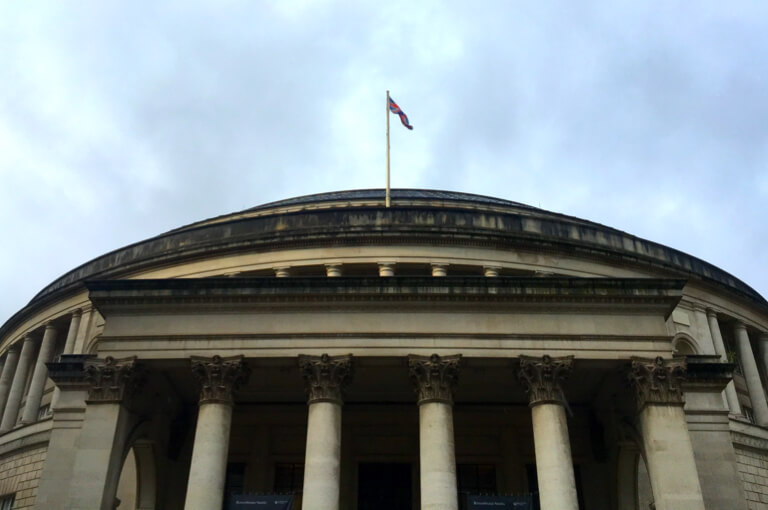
1, 1, 767, 322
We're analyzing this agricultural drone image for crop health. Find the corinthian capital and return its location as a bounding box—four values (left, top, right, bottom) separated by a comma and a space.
628, 356, 686, 409
85, 356, 144, 403
409, 354, 461, 405
517, 355, 573, 406
191, 355, 250, 405
298, 354, 353, 405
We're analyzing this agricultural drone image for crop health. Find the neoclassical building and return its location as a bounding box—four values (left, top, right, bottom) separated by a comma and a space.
0, 189, 766, 510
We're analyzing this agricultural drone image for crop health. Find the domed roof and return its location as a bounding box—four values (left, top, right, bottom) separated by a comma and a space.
2, 189, 766, 338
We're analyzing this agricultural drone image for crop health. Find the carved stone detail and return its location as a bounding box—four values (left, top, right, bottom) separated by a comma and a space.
85, 356, 143, 403
517, 355, 573, 406
409, 354, 461, 405
298, 354, 353, 405
191, 355, 250, 405
628, 356, 686, 409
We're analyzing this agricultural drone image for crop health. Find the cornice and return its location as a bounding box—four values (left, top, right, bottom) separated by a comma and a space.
27, 206, 768, 307
84, 277, 685, 318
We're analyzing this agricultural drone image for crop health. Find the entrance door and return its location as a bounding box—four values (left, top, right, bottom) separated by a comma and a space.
357, 463, 412, 510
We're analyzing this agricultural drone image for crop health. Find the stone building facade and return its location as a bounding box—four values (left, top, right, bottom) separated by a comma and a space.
0, 189, 766, 510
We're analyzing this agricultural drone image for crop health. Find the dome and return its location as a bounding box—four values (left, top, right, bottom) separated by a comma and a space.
0, 189, 766, 510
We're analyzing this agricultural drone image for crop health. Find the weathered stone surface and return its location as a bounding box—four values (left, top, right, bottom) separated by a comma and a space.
518, 355, 573, 406
190, 355, 250, 405
409, 354, 461, 405
629, 356, 686, 409
298, 354, 353, 405
84, 356, 143, 403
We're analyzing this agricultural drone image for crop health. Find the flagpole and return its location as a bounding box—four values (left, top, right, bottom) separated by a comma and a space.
386, 90, 391, 208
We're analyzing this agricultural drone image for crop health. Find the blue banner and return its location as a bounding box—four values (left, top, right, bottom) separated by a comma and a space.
466, 494, 533, 510
229, 494, 294, 510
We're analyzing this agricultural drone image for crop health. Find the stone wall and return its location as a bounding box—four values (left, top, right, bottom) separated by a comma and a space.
0, 444, 47, 509
736, 446, 768, 509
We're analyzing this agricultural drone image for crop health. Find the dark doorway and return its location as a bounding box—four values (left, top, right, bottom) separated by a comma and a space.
357, 463, 412, 510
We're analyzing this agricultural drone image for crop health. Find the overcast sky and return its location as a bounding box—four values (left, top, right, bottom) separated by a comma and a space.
1, 1, 767, 323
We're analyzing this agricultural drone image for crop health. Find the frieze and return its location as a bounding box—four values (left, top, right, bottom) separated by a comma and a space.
191, 355, 250, 405
298, 353, 353, 405
517, 355, 573, 406
85, 356, 143, 403
628, 356, 686, 409
409, 354, 461, 405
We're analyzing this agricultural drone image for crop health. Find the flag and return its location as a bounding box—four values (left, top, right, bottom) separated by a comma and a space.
388, 96, 413, 130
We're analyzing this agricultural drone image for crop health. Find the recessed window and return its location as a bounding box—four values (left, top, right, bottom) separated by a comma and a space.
274, 463, 304, 493
0, 494, 15, 510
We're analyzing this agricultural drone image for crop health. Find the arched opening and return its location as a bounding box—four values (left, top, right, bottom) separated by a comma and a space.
115, 441, 157, 510
672, 334, 698, 356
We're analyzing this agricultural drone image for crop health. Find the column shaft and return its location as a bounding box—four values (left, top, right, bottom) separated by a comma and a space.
518, 355, 578, 510
65, 356, 140, 510
531, 404, 578, 510
630, 357, 705, 510
410, 354, 460, 510
302, 402, 342, 510
67, 403, 132, 510
0, 346, 21, 418
184, 355, 248, 510
706, 311, 741, 415
299, 354, 352, 510
184, 402, 233, 510
52, 311, 83, 410
22, 324, 58, 423
62, 310, 82, 355
758, 333, 768, 399
640, 405, 705, 510
419, 402, 458, 510
734, 323, 768, 425
1, 336, 37, 431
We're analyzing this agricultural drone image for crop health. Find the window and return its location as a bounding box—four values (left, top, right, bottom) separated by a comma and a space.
224, 463, 246, 499
458, 464, 496, 510
274, 463, 304, 493
37, 404, 50, 420
0, 493, 15, 510
744, 406, 755, 424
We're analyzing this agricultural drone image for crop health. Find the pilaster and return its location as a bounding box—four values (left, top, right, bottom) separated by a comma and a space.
628, 356, 705, 510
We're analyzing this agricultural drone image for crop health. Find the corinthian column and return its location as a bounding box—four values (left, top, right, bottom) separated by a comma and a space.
629, 357, 705, 510
298, 354, 353, 510
706, 309, 741, 415
184, 356, 250, 510
68, 356, 144, 510
22, 323, 58, 423
733, 322, 768, 426
1, 334, 37, 432
409, 354, 461, 510
517, 355, 578, 510
0, 344, 21, 418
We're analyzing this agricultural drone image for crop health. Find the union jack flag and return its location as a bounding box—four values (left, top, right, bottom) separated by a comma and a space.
388, 96, 413, 130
